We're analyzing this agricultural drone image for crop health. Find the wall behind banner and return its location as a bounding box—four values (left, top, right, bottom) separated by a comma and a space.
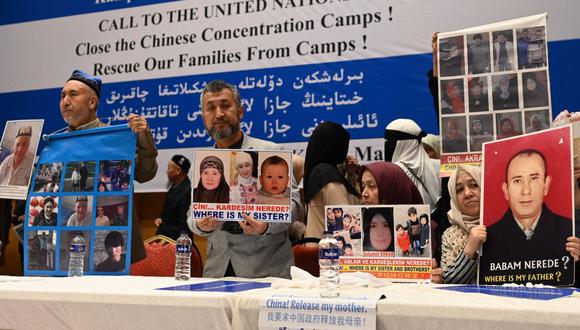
1, 1, 580, 191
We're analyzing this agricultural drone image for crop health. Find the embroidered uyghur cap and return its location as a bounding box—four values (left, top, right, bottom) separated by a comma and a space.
16, 125, 32, 138
171, 154, 191, 173
75, 195, 88, 202
67, 69, 102, 97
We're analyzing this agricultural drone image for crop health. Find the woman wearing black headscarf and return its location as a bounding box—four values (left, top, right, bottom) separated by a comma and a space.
193, 156, 230, 203
303, 122, 359, 238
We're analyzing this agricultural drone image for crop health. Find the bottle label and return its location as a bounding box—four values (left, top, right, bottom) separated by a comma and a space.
319, 248, 340, 260
176, 245, 191, 253
70, 244, 85, 253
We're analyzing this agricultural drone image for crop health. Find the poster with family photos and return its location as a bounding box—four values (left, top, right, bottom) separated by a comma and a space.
479, 126, 574, 286
24, 125, 135, 276
191, 149, 293, 223
438, 13, 552, 176
0, 120, 44, 199
328, 204, 432, 282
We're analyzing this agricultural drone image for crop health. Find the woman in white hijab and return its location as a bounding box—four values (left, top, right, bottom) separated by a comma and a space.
229, 151, 258, 204
384, 119, 441, 212
434, 165, 486, 284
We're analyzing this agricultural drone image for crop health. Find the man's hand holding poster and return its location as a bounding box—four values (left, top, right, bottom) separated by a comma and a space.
479, 126, 575, 286
191, 149, 292, 223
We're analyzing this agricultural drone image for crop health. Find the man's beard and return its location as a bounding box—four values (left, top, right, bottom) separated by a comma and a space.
209, 122, 238, 140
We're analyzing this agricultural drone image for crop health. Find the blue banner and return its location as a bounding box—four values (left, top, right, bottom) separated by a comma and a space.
24, 125, 136, 276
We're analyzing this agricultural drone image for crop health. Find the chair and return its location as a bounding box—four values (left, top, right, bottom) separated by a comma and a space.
291, 237, 320, 277
130, 235, 203, 277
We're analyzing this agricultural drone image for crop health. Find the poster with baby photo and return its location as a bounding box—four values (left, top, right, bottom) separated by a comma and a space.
191, 149, 293, 223
333, 204, 432, 283
437, 13, 552, 177
480, 126, 574, 286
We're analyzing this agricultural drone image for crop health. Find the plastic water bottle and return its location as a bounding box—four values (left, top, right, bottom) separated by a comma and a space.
175, 231, 192, 280
319, 231, 340, 297
68, 233, 86, 277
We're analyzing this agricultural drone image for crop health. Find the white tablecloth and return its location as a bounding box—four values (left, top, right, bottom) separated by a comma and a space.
0, 276, 579, 330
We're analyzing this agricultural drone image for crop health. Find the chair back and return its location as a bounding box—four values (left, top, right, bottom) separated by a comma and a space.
291, 237, 320, 277
130, 235, 203, 277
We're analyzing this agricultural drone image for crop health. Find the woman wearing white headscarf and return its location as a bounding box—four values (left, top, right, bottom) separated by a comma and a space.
437, 165, 486, 284
229, 151, 258, 204
384, 119, 441, 212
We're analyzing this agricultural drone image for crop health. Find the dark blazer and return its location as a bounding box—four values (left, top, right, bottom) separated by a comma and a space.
480, 205, 573, 285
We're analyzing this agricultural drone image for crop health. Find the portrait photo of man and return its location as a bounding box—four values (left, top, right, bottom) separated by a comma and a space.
0, 120, 43, 189
481, 127, 575, 285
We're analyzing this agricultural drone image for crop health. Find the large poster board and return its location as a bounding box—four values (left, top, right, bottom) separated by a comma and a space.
438, 13, 552, 176
330, 204, 432, 282
479, 126, 575, 286
191, 149, 292, 222
0, 120, 44, 199
24, 125, 136, 276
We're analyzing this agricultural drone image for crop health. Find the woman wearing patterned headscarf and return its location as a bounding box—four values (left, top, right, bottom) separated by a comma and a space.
435, 165, 486, 284
229, 151, 258, 204
303, 122, 359, 238
193, 156, 229, 203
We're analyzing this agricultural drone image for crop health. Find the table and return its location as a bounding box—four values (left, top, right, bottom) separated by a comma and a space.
0, 276, 579, 330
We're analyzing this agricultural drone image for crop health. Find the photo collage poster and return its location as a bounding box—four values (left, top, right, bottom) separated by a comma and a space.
329, 204, 432, 282
553, 116, 580, 240
0, 120, 44, 200
24, 125, 136, 276
480, 126, 574, 286
438, 13, 552, 176
191, 149, 293, 223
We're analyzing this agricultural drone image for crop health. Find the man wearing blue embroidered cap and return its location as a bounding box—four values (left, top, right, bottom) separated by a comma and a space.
59, 69, 158, 263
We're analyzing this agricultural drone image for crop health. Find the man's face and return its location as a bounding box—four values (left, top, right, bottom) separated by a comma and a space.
409, 213, 417, 221
474, 37, 482, 46
13, 135, 30, 160
117, 206, 124, 215
166, 161, 181, 181
201, 88, 243, 141
111, 245, 122, 261
473, 122, 482, 133
361, 170, 379, 205
60, 80, 97, 129
498, 34, 506, 43
502, 153, 551, 222
237, 162, 253, 179
75, 201, 88, 220
259, 163, 289, 195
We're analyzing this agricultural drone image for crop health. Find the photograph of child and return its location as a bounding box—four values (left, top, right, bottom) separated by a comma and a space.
492, 30, 515, 72
469, 115, 494, 152
229, 151, 258, 204
467, 32, 491, 74
33, 162, 62, 193
257, 152, 292, 206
